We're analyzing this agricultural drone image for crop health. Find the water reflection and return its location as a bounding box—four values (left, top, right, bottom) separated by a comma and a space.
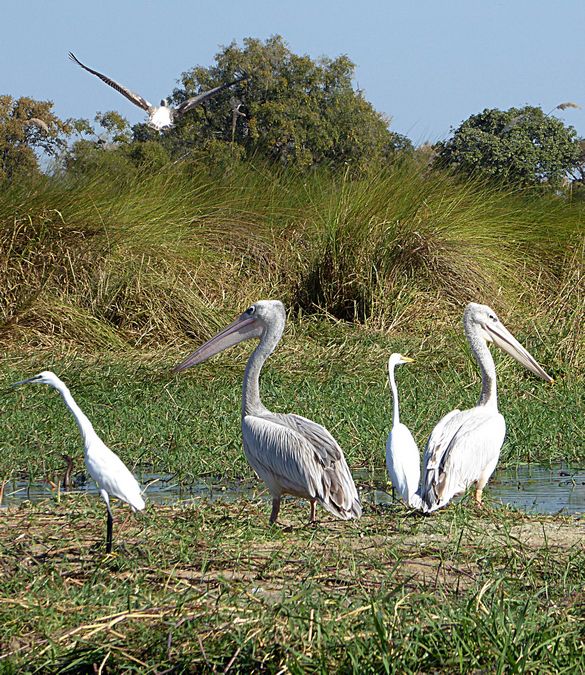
1, 464, 583, 515
489, 464, 585, 515
0, 471, 260, 508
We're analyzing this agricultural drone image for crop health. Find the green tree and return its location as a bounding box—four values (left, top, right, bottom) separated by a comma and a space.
65, 111, 169, 177
0, 96, 71, 182
435, 106, 580, 189
166, 35, 410, 171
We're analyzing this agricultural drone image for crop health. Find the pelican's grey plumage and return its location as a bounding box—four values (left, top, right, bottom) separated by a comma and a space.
174, 300, 362, 525
69, 52, 247, 131
385, 353, 422, 509
421, 303, 553, 512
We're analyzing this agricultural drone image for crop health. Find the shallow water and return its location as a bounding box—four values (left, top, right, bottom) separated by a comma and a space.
358, 465, 585, 515
488, 464, 585, 515
0, 471, 259, 508
1, 464, 583, 515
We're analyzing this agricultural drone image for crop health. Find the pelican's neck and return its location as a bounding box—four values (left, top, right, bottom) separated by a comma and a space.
388, 363, 400, 426
465, 322, 498, 408
242, 323, 283, 417
52, 381, 97, 447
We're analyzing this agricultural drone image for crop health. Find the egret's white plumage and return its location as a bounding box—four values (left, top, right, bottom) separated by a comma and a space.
69, 52, 247, 132
385, 353, 422, 509
174, 300, 362, 525
421, 303, 553, 512
12, 371, 144, 551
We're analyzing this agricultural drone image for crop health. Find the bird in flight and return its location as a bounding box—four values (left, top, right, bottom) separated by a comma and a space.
69, 52, 247, 132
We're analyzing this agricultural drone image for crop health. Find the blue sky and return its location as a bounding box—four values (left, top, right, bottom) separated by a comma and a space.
3, 0, 584, 144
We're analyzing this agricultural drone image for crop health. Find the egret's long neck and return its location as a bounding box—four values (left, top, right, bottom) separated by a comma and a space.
388, 363, 400, 426
466, 323, 498, 408
242, 323, 282, 417
53, 382, 97, 446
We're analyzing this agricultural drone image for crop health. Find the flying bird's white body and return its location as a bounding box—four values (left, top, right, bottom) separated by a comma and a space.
175, 300, 362, 524
420, 303, 553, 512
149, 105, 174, 131
13, 371, 144, 551
385, 354, 422, 509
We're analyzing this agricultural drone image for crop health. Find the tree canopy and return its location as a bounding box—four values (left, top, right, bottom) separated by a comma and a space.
0, 96, 71, 182
435, 106, 580, 189
160, 35, 410, 171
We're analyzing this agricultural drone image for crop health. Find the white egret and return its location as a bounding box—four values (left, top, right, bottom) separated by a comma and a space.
12, 371, 145, 552
421, 303, 553, 512
385, 353, 423, 509
69, 52, 247, 132
174, 300, 362, 525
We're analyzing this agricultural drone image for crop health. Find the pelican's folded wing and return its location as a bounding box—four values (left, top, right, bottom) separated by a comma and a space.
243, 412, 361, 519
422, 408, 505, 511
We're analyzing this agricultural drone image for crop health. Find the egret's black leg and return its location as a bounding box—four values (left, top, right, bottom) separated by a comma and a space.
106, 510, 113, 553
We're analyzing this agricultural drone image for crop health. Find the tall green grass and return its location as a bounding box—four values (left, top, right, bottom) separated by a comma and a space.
0, 158, 583, 367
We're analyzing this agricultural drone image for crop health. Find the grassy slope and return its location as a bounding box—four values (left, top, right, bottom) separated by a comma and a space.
1, 161, 582, 476
1, 161, 583, 357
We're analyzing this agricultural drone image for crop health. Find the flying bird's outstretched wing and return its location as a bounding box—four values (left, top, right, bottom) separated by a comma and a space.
175, 76, 248, 116
69, 52, 153, 112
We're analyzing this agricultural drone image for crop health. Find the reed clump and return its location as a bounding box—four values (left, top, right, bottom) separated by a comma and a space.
1, 158, 582, 367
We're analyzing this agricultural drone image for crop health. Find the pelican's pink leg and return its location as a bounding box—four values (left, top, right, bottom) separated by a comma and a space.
309, 499, 317, 524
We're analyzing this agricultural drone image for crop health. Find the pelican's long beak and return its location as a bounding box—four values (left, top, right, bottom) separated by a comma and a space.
485, 322, 553, 383
174, 314, 264, 372
401, 356, 415, 364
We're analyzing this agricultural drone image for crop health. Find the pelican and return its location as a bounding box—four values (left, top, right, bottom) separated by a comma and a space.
174, 300, 362, 525
69, 52, 247, 132
421, 303, 553, 512
12, 371, 145, 552
385, 353, 422, 509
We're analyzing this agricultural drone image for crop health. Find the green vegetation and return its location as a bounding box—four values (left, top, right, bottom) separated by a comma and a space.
1, 160, 582, 352
164, 35, 410, 171
436, 106, 580, 189
0, 155, 582, 481
1, 84, 583, 672
1, 499, 584, 671
0, 96, 71, 182
0, 341, 580, 482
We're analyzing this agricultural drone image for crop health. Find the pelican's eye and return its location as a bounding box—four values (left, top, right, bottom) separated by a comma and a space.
246, 306, 256, 316
488, 313, 497, 322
